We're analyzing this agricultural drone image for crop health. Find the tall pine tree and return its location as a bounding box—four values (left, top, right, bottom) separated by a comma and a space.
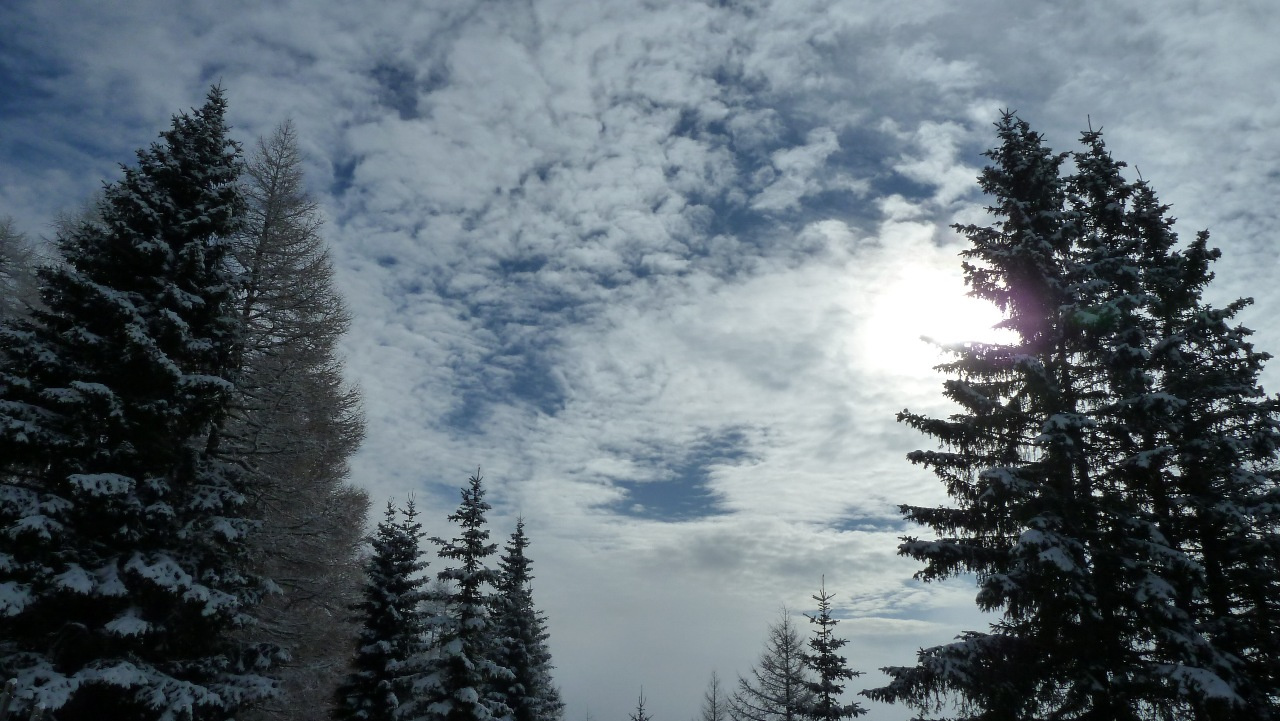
800, 582, 864, 721
410, 473, 512, 721
492, 519, 563, 721
865, 114, 1278, 720
334, 500, 430, 721
0, 87, 278, 719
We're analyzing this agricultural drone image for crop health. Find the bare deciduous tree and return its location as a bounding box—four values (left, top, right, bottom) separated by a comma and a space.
225, 121, 369, 721
729, 611, 815, 721
0, 216, 40, 322
699, 671, 727, 721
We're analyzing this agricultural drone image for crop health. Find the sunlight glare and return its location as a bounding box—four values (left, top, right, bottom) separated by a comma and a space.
854, 262, 1011, 377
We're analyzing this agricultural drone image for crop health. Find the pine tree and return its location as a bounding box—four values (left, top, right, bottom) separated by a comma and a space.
864, 113, 1278, 720
229, 121, 369, 721
0, 87, 278, 719
411, 473, 512, 721
334, 500, 430, 721
728, 612, 814, 721
698, 672, 727, 721
800, 582, 864, 721
492, 519, 563, 721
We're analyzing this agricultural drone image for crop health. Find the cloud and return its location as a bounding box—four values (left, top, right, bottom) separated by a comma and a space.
5, 2, 1280, 720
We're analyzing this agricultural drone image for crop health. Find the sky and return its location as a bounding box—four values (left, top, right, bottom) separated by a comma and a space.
2, 2, 1279, 720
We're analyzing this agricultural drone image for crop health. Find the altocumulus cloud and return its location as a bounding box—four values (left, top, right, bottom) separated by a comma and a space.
3, 1, 1280, 720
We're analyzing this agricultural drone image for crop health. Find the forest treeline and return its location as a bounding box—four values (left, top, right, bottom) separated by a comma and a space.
334, 476, 562, 721
3, 88, 1280, 721
684, 583, 866, 721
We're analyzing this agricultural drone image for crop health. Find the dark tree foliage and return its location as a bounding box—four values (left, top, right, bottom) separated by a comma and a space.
492, 519, 563, 721
0, 87, 279, 719
800, 582, 864, 721
412, 473, 512, 721
865, 113, 1280, 720
333, 501, 430, 721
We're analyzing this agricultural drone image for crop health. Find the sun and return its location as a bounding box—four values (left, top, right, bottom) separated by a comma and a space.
853, 261, 1011, 377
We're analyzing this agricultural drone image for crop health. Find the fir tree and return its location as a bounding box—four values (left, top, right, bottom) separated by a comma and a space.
800, 582, 864, 721
492, 519, 564, 721
729, 611, 814, 721
864, 113, 1278, 720
0, 87, 278, 720
334, 500, 430, 721
411, 473, 512, 721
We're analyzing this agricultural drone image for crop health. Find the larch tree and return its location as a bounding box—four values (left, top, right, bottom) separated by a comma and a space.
864, 114, 1278, 720
333, 500, 431, 721
0, 87, 279, 719
699, 672, 727, 721
227, 121, 369, 721
492, 519, 563, 721
800, 582, 864, 721
0, 217, 40, 322
728, 611, 814, 721
411, 473, 512, 721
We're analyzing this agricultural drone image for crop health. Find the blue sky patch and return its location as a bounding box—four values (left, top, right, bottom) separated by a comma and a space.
607, 428, 755, 521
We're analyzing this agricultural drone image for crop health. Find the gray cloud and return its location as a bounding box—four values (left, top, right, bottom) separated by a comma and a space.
3, 2, 1280, 720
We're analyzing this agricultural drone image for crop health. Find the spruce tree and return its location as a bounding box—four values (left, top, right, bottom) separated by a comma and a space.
0, 87, 278, 719
630, 691, 652, 721
728, 612, 814, 721
492, 519, 563, 721
864, 114, 1278, 720
411, 473, 512, 721
800, 582, 864, 721
1082, 130, 1280, 714
334, 500, 430, 721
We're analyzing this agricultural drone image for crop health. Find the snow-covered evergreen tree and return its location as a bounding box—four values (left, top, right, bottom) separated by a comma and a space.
1078, 130, 1280, 715
800, 582, 864, 721
1060, 128, 1271, 717
410, 473, 512, 721
864, 114, 1278, 720
333, 500, 430, 721
492, 519, 563, 721
0, 87, 279, 720
728, 612, 814, 721
228, 121, 369, 721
